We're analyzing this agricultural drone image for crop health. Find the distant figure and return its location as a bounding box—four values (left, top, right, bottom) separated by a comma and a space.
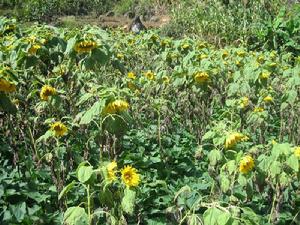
129, 16, 146, 34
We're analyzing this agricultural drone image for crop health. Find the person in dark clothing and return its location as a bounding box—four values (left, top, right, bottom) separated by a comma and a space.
129, 16, 146, 34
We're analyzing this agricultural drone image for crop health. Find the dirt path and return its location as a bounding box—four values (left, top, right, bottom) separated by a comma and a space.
56, 14, 171, 30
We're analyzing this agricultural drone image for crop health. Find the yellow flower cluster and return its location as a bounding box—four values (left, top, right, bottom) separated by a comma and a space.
74, 40, 97, 53
239, 155, 255, 174
127, 72, 136, 80
263, 96, 273, 103
260, 71, 270, 80
0, 78, 16, 93
103, 99, 129, 114
253, 107, 264, 113
50, 121, 68, 137
240, 97, 249, 108
194, 72, 209, 84
121, 165, 140, 187
225, 132, 248, 149
106, 162, 140, 187
40, 85, 56, 101
107, 161, 118, 181
294, 146, 300, 158
28, 44, 41, 55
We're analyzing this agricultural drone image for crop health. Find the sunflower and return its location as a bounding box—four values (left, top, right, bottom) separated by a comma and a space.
40, 85, 56, 101
50, 121, 68, 137
225, 132, 248, 149
28, 44, 41, 55
0, 78, 16, 93
263, 96, 273, 103
127, 72, 136, 80
107, 161, 118, 181
240, 97, 249, 109
74, 40, 97, 53
194, 72, 209, 84
294, 147, 300, 158
239, 155, 255, 174
260, 72, 270, 80
121, 165, 140, 187
103, 99, 129, 115
253, 107, 264, 113
144, 71, 155, 80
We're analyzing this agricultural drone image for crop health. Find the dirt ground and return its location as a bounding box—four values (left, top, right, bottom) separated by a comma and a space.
56, 14, 171, 30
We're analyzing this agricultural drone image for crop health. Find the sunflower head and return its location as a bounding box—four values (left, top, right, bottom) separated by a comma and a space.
74, 40, 97, 54
50, 121, 68, 137
127, 72, 136, 80
0, 78, 16, 93
107, 161, 118, 181
240, 97, 249, 109
103, 99, 129, 115
144, 71, 155, 80
40, 85, 56, 101
225, 132, 248, 149
294, 147, 300, 158
121, 165, 140, 187
194, 72, 209, 84
263, 96, 273, 103
239, 155, 255, 174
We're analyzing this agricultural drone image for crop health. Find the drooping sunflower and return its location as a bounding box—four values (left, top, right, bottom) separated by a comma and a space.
40, 85, 56, 101
239, 155, 255, 174
103, 99, 129, 115
225, 132, 248, 149
28, 44, 41, 55
194, 72, 209, 84
50, 121, 68, 137
0, 78, 16, 93
74, 40, 97, 54
263, 96, 273, 103
121, 165, 140, 187
107, 161, 118, 181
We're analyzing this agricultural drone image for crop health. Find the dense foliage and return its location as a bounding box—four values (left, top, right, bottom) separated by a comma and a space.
1, 12, 300, 225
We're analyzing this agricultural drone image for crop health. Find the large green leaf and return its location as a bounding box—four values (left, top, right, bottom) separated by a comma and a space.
77, 166, 94, 183
79, 100, 105, 125
121, 188, 136, 215
63, 207, 89, 225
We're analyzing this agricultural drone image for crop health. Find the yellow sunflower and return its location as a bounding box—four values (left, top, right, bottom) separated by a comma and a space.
103, 99, 129, 115
0, 78, 16, 93
50, 121, 68, 137
240, 97, 249, 109
74, 40, 97, 53
121, 165, 140, 187
294, 146, 300, 158
263, 96, 273, 103
40, 85, 56, 101
107, 161, 118, 181
194, 72, 209, 84
239, 155, 255, 174
144, 71, 155, 80
127, 72, 136, 80
225, 132, 248, 149
28, 44, 41, 55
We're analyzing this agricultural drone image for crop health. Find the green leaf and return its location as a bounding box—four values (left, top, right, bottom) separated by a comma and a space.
0, 93, 17, 114
208, 149, 222, 166
270, 161, 281, 178
63, 207, 89, 225
10, 202, 26, 222
287, 155, 299, 172
121, 188, 136, 215
203, 207, 231, 225
238, 174, 247, 187
77, 166, 94, 183
58, 181, 76, 200
220, 176, 230, 193
79, 100, 104, 125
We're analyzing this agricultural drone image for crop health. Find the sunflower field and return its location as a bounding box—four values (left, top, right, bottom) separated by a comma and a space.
1, 14, 300, 225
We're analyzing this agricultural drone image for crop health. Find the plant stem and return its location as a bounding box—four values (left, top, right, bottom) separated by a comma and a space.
87, 184, 92, 225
